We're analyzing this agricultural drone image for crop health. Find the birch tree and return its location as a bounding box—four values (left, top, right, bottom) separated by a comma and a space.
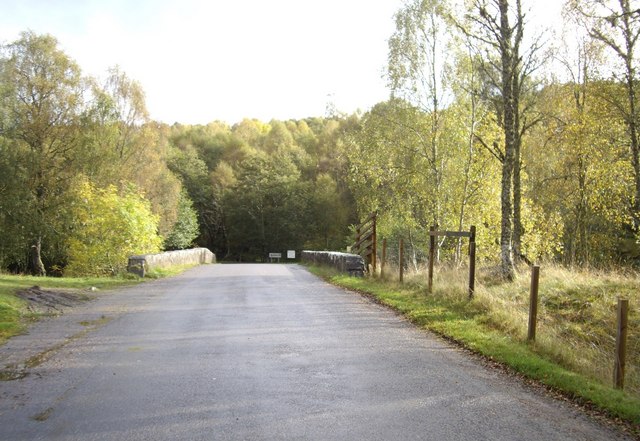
387, 0, 452, 229
568, 0, 640, 229
456, 0, 532, 279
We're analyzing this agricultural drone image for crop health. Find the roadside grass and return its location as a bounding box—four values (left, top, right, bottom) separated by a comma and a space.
0, 273, 140, 345
0, 263, 206, 344
308, 264, 640, 426
144, 263, 200, 279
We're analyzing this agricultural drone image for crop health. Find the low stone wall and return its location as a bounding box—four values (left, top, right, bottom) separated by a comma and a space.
301, 251, 365, 276
127, 248, 215, 277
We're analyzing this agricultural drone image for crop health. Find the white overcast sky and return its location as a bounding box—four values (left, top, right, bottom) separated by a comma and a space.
0, 0, 562, 125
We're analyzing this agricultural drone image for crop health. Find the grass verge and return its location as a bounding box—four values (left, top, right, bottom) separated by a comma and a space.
0, 273, 140, 345
308, 264, 640, 429
0, 263, 205, 344
144, 263, 201, 279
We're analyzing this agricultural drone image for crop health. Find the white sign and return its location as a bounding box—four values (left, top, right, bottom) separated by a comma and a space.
287, 250, 296, 259
269, 252, 282, 259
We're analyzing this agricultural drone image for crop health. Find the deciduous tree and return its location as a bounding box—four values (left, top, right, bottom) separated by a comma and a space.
65, 179, 162, 276
0, 31, 86, 274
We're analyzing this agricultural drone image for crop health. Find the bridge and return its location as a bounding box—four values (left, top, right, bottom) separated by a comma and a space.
0, 264, 622, 440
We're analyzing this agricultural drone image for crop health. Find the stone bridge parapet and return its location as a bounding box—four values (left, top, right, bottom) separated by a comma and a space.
301, 251, 365, 276
128, 248, 215, 277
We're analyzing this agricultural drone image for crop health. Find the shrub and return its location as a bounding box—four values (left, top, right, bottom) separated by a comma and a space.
65, 180, 162, 276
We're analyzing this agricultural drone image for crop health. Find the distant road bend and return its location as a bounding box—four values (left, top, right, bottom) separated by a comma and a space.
0, 264, 629, 440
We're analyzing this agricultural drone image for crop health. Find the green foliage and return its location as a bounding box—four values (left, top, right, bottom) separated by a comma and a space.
168, 142, 222, 251
306, 173, 350, 250
346, 98, 503, 264
4, 20, 640, 272
65, 180, 162, 276
223, 152, 311, 259
528, 82, 633, 265
167, 116, 356, 261
164, 191, 199, 250
0, 31, 87, 271
0, 289, 26, 344
0, 31, 185, 273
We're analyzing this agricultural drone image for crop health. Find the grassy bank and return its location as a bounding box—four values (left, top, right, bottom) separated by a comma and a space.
0, 274, 140, 344
308, 264, 640, 427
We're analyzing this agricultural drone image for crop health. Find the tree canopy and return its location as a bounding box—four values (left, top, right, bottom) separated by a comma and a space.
2, 1, 640, 276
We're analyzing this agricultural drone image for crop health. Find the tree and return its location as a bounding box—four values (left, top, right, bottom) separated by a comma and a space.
457, 0, 532, 279
0, 135, 35, 270
80, 69, 182, 238
387, 0, 452, 228
307, 173, 350, 250
529, 81, 631, 264
168, 143, 222, 250
526, 13, 610, 265
65, 179, 162, 276
223, 152, 311, 260
102, 66, 149, 161
164, 190, 200, 250
568, 0, 640, 229
0, 31, 86, 274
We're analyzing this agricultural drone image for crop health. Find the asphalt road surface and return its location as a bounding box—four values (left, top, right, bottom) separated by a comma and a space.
0, 264, 631, 440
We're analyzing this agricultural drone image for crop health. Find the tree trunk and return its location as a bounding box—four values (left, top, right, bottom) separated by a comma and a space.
30, 237, 46, 276
616, 0, 640, 229
576, 154, 589, 265
499, 0, 516, 280
512, 139, 523, 262
625, 54, 640, 229
512, 71, 523, 263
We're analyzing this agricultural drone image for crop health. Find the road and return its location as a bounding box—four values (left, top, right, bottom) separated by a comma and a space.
0, 264, 629, 440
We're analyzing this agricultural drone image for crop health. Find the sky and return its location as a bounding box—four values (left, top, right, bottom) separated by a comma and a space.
0, 0, 562, 125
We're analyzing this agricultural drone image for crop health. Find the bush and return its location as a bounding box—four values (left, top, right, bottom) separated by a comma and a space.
65, 180, 162, 276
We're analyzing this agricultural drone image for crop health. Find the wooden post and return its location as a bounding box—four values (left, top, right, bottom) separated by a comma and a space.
428, 226, 435, 293
468, 225, 477, 299
371, 213, 377, 274
381, 238, 387, 278
399, 238, 404, 283
614, 298, 629, 389
469, 225, 476, 251
528, 265, 540, 342
468, 242, 476, 299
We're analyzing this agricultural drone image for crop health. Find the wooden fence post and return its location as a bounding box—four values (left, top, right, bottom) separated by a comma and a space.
528, 265, 540, 342
399, 238, 404, 283
371, 214, 377, 273
614, 298, 629, 389
468, 243, 476, 299
381, 238, 387, 278
428, 226, 435, 293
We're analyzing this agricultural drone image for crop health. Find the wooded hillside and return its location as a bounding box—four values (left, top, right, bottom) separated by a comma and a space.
1, 0, 639, 275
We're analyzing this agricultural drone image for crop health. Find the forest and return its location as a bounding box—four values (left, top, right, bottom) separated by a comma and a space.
1, 0, 640, 277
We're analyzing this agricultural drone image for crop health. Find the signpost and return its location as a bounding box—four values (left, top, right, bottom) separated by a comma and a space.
268, 252, 282, 263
